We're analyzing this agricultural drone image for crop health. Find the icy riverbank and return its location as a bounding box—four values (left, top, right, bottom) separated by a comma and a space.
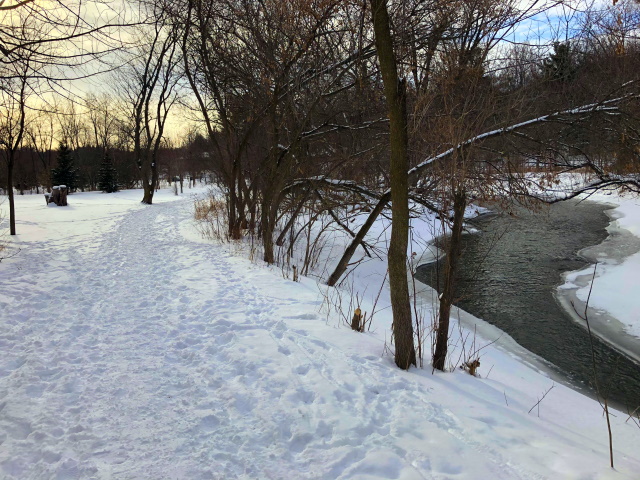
558, 193, 640, 363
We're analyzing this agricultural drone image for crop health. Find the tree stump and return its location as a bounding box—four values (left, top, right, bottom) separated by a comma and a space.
48, 186, 68, 206
51, 186, 60, 205
58, 185, 68, 206
351, 308, 363, 332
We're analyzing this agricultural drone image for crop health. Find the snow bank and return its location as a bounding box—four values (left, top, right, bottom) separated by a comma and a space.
558, 190, 640, 349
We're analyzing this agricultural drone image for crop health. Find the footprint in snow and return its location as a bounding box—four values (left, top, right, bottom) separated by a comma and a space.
285, 313, 317, 320
198, 414, 220, 431
278, 345, 291, 356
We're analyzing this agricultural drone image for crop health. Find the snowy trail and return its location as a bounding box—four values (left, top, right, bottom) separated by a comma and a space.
1, 194, 638, 479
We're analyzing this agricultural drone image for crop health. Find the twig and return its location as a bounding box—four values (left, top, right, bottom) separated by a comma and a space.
528, 383, 555, 416
485, 364, 494, 380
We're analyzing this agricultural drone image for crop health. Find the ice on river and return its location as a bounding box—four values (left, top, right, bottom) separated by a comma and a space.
558, 194, 640, 360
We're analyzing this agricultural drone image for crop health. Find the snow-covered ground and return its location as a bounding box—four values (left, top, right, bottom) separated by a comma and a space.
1, 187, 639, 479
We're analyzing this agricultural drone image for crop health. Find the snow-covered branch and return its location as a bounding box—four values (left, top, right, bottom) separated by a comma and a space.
407, 91, 639, 179
284, 176, 383, 201
300, 118, 388, 140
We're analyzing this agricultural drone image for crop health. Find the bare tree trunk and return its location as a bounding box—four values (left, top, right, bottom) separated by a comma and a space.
7, 156, 16, 235
326, 192, 390, 286
141, 152, 159, 204
142, 185, 153, 204
370, 0, 415, 369
229, 171, 240, 239
248, 183, 258, 233
261, 195, 277, 264
142, 171, 154, 204
236, 165, 249, 231
433, 188, 466, 371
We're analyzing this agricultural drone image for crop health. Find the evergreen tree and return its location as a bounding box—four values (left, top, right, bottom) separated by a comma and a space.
51, 142, 79, 192
97, 151, 119, 193
543, 42, 576, 83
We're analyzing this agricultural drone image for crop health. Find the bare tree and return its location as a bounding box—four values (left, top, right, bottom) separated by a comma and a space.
181, 0, 379, 260
0, 39, 33, 235
0, 78, 28, 235
118, 2, 181, 204
25, 109, 56, 191
369, 0, 415, 369
1, 0, 128, 81
86, 93, 118, 152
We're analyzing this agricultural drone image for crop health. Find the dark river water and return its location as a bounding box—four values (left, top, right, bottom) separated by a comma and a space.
416, 200, 640, 410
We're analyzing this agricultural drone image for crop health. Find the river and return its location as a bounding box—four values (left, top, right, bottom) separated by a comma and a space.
415, 200, 640, 410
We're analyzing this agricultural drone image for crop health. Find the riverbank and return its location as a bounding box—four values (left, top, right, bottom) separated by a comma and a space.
413, 198, 640, 408
558, 191, 640, 363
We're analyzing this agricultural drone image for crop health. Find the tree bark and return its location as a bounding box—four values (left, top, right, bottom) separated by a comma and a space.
261, 197, 277, 264
58, 186, 68, 206
142, 175, 154, 204
141, 152, 157, 205
370, 0, 415, 369
433, 188, 466, 371
229, 167, 240, 239
51, 186, 60, 205
249, 183, 258, 233
7, 155, 15, 235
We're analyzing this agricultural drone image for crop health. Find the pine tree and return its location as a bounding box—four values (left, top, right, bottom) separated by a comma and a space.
51, 142, 79, 192
98, 151, 119, 193
543, 42, 576, 83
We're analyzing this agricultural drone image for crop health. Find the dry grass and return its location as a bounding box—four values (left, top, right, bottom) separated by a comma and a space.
193, 192, 229, 242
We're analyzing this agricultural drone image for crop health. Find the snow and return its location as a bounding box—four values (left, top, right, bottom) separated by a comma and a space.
569, 252, 640, 338
0, 187, 639, 479
558, 190, 640, 347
